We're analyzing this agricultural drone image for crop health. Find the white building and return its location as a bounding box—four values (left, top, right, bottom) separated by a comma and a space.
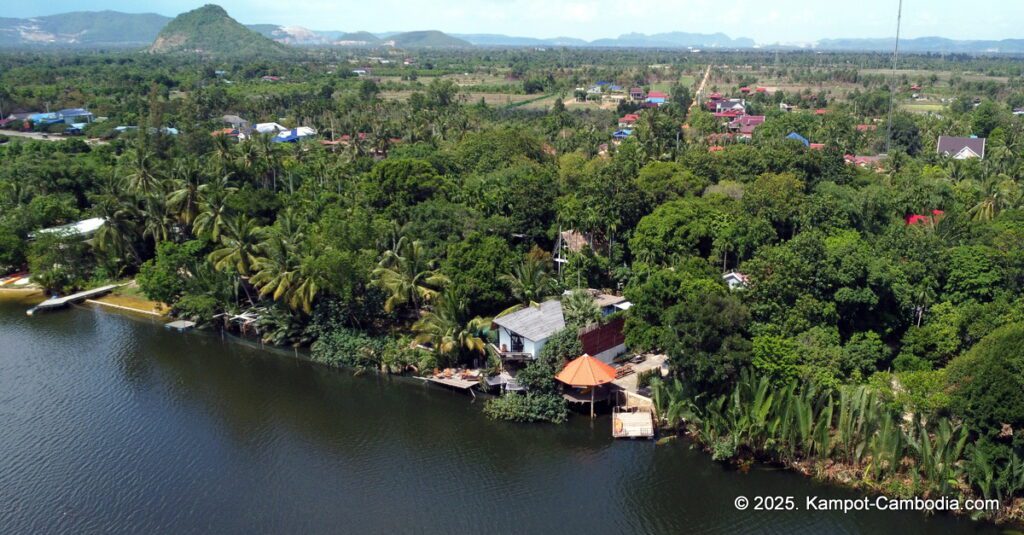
723, 271, 749, 290
491, 300, 565, 361
31, 217, 106, 240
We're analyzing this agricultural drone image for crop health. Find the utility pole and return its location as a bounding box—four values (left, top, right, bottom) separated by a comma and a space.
885, 0, 904, 155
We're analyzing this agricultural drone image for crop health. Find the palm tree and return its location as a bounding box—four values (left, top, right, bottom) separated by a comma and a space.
500, 256, 556, 308
142, 194, 175, 243
562, 289, 601, 328
371, 236, 449, 314
92, 194, 143, 270
235, 140, 263, 185
250, 224, 320, 314
208, 215, 265, 276
210, 134, 235, 176
122, 144, 162, 197
413, 296, 490, 366
166, 158, 206, 227
192, 181, 236, 240
969, 175, 1020, 222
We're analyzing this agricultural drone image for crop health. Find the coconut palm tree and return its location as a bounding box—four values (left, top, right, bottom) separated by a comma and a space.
412, 295, 490, 366
122, 144, 162, 197
208, 214, 265, 276
166, 157, 206, 227
500, 256, 556, 307
969, 175, 1021, 222
92, 194, 143, 270
192, 181, 236, 241
250, 222, 320, 314
371, 236, 449, 314
562, 289, 601, 328
142, 194, 175, 244
210, 134, 235, 176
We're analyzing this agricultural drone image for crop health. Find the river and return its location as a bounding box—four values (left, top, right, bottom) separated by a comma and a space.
0, 300, 1003, 534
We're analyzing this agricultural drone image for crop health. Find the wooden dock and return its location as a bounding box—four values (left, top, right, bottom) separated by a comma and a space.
26, 285, 119, 316
612, 407, 655, 439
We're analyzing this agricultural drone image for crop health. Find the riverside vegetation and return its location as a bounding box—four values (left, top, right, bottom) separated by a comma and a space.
1, 45, 1024, 524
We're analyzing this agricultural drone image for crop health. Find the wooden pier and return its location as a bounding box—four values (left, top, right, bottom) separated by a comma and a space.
26, 285, 119, 316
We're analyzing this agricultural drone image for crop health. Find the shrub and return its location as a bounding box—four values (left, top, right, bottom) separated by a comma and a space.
483, 393, 568, 424
172, 294, 220, 324
947, 322, 1024, 443
310, 326, 389, 369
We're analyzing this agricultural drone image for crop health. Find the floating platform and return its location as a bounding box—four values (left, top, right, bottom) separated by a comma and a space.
27, 284, 119, 316
165, 320, 197, 331
613, 408, 655, 439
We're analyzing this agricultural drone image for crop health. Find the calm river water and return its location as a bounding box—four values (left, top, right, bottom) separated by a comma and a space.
0, 300, 1005, 534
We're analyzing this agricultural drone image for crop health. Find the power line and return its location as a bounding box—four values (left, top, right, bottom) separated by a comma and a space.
885, 0, 904, 155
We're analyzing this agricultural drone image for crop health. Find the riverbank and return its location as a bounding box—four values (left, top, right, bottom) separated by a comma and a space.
4, 299, 992, 534
0, 287, 45, 305
6, 295, 1015, 528
87, 294, 168, 317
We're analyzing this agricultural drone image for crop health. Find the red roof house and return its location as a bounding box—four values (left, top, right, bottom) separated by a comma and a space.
713, 110, 744, 119
728, 115, 766, 135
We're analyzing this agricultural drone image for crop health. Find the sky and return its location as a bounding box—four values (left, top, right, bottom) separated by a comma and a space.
8, 0, 1024, 44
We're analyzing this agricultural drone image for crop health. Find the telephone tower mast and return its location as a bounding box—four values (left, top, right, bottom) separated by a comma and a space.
885, 0, 904, 155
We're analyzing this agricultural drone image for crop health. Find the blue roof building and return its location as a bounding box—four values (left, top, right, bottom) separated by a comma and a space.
57, 108, 93, 123
786, 132, 810, 147
29, 112, 62, 125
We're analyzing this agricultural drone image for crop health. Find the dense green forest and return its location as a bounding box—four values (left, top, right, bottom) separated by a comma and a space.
1, 48, 1023, 522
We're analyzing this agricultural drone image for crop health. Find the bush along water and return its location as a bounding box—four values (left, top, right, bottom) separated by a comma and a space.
650, 371, 1024, 524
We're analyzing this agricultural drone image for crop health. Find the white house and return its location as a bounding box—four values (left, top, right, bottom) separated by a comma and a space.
723, 271, 749, 290
491, 300, 565, 361
254, 122, 287, 134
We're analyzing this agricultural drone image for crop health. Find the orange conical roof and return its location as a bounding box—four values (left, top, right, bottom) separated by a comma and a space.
555, 354, 617, 387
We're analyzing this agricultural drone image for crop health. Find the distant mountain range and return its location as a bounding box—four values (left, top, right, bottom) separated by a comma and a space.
0, 11, 170, 47
1, 6, 1023, 54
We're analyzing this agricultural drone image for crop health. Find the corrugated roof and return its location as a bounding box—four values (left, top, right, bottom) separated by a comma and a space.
492, 300, 565, 341
937, 136, 985, 159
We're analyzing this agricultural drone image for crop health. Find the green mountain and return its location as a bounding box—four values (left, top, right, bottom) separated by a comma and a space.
388, 31, 470, 48
149, 4, 290, 57
0, 11, 170, 47
337, 31, 382, 46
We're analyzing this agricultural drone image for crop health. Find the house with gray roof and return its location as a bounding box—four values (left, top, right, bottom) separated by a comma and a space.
937, 136, 985, 160
491, 300, 565, 361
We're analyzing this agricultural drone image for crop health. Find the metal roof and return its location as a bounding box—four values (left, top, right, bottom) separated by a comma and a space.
492, 300, 565, 341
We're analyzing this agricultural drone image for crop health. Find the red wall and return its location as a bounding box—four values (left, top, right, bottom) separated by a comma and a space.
579, 317, 625, 356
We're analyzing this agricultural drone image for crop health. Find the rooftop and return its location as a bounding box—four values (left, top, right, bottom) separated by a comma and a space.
492, 300, 565, 341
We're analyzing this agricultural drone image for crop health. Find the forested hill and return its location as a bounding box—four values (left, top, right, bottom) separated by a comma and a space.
389, 31, 470, 48
149, 4, 291, 58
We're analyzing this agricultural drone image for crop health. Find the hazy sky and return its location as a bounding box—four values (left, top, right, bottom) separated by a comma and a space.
8, 0, 1022, 43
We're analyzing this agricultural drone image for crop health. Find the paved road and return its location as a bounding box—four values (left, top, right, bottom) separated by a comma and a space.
0, 130, 66, 141
1, 130, 107, 145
